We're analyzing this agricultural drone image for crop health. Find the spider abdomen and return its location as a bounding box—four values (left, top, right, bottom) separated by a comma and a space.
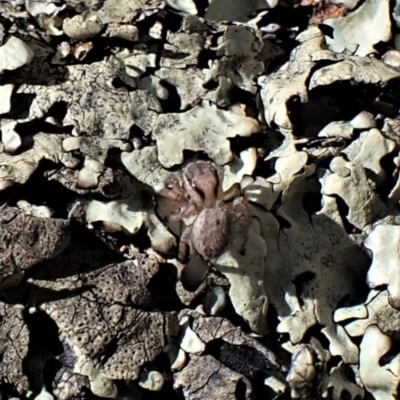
191, 207, 230, 260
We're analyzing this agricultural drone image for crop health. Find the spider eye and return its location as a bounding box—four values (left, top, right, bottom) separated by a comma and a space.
185, 174, 198, 189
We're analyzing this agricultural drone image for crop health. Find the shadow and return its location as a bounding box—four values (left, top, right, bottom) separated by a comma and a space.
0, 93, 36, 120
148, 263, 186, 311
212, 170, 372, 346
22, 310, 64, 395
0, 60, 68, 87
26, 229, 121, 281
205, 339, 288, 378
158, 79, 182, 112
260, 174, 372, 335
4, 166, 80, 219
291, 82, 372, 138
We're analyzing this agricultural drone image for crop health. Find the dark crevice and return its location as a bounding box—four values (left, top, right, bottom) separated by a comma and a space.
318, 23, 334, 38
206, 340, 284, 380
129, 124, 146, 139
198, 48, 218, 69
0, 381, 25, 400
303, 191, 323, 216
202, 77, 219, 90
129, 224, 153, 251
45, 101, 69, 121
22, 310, 64, 394
333, 195, 361, 234
252, 157, 278, 180
326, 355, 345, 375
3, 164, 78, 218
235, 378, 252, 399
375, 149, 398, 201
112, 76, 135, 91
148, 263, 185, 311
292, 271, 316, 306
158, 80, 182, 112
301, 324, 329, 348
256, 5, 313, 34
229, 132, 267, 155
0, 93, 36, 120
193, 0, 212, 17
43, 358, 62, 393
230, 86, 259, 118
275, 214, 292, 230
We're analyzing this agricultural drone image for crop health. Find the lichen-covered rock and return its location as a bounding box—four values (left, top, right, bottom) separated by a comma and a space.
323, 0, 391, 56
17, 59, 136, 139
85, 178, 177, 255
364, 226, 400, 308
0, 133, 79, 190
152, 102, 260, 168
174, 354, 253, 400
37, 257, 179, 396
0, 204, 70, 288
0, 303, 29, 393
214, 216, 269, 334
359, 325, 400, 400
321, 156, 387, 230
51, 340, 91, 400
0, 36, 33, 73
342, 291, 400, 340
1, 3, 400, 399
174, 310, 288, 399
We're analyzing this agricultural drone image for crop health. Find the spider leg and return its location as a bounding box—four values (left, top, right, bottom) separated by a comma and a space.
178, 223, 193, 262
232, 198, 252, 226
221, 183, 241, 202
158, 175, 188, 203
225, 197, 252, 252
169, 202, 199, 222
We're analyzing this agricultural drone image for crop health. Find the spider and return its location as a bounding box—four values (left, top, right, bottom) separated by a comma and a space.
158, 160, 251, 262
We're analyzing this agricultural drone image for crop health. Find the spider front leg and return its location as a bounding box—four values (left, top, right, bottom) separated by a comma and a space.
158, 174, 188, 203
178, 223, 193, 262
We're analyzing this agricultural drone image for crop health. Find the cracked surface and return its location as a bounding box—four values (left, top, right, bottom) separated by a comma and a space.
0, 303, 29, 393
37, 256, 179, 384
0, 203, 70, 288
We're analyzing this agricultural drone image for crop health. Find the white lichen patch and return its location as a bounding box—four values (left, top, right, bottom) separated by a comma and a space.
222, 148, 257, 192
323, 0, 391, 56
342, 290, 400, 338
0, 84, 14, 115
2, 3, 400, 399
359, 325, 400, 400
85, 181, 176, 255
152, 102, 260, 168
214, 216, 269, 334
364, 225, 400, 309
154, 67, 208, 110
321, 156, 387, 230
0, 133, 79, 189
62, 136, 132, 189
258, 27, 325, 132
255, 168, 368, 363
121, 145, 171, 192
0, 36, 33, 73
309, 56, 400, 89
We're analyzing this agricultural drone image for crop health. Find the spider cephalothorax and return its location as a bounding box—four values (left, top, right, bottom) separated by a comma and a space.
159, 160, 251, 261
